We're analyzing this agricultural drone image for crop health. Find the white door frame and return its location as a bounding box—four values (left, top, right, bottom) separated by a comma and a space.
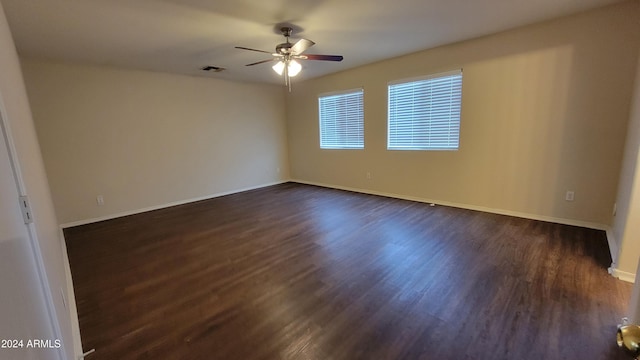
0, 97, 64, 360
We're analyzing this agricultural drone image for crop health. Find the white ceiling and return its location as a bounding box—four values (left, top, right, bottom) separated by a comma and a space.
1, 0, 625, 84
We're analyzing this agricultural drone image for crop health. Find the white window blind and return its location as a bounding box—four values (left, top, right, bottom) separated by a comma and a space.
319, 89, 364, 149
388, 70, 462, 150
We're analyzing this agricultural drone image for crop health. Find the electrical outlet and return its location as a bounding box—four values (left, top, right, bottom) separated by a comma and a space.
97, 195, 104, 206
366, 172, 372, 180
565, 191, 574, 202
613, 202, 617, 216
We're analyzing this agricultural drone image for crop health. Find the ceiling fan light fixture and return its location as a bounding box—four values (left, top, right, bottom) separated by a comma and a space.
272, 61, 285, 75
288, 60, 302, 77
272, 60, 302, 77
237, 26, 342, 89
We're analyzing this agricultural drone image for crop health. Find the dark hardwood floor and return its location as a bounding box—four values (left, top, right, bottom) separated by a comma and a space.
64, 183, 632, 360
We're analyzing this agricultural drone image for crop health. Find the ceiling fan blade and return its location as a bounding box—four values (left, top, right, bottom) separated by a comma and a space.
235, 46, 273, 54
299, 54, 344, 62
290, 38, 315, 55
245, 59, 277, 66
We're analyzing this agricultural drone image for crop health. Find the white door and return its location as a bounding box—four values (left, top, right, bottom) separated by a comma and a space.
0, 115, 57, 359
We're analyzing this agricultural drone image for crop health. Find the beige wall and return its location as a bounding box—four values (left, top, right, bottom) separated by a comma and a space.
0, 3, 75, 358
22, 60, 289, 224
287, 2, 640, 227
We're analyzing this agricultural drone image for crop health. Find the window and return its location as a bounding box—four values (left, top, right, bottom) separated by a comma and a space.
388, 70, 462, 150
319, 89, 364, 149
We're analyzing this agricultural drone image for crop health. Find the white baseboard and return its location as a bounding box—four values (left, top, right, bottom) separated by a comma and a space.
294, 180, 636, 280
604, 229, 634, 282
62, 179, 631, 281
292, 179, 608, 230
60, 181, 288, 228
57, 228, 83, 359
610, 267, 636, 283
58, 181, 289, 357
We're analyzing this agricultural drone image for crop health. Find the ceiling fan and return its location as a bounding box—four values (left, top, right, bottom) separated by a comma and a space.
235, 26, 343, 90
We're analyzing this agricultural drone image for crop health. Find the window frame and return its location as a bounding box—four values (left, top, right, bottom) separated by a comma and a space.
387, 69, 463, 151
318, 88, 365, 150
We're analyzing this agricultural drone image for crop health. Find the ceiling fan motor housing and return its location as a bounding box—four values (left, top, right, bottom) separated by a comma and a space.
276, 27, 293, 55
276, 42, 292, 55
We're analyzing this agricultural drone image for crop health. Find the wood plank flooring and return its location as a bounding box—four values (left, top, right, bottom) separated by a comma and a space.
64, 183, 632, 360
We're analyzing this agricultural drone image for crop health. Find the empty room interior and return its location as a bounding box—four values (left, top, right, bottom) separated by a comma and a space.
2, 0, 640, 359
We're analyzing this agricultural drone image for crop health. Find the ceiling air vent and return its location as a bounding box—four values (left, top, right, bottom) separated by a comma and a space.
201, 66, 225, 72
